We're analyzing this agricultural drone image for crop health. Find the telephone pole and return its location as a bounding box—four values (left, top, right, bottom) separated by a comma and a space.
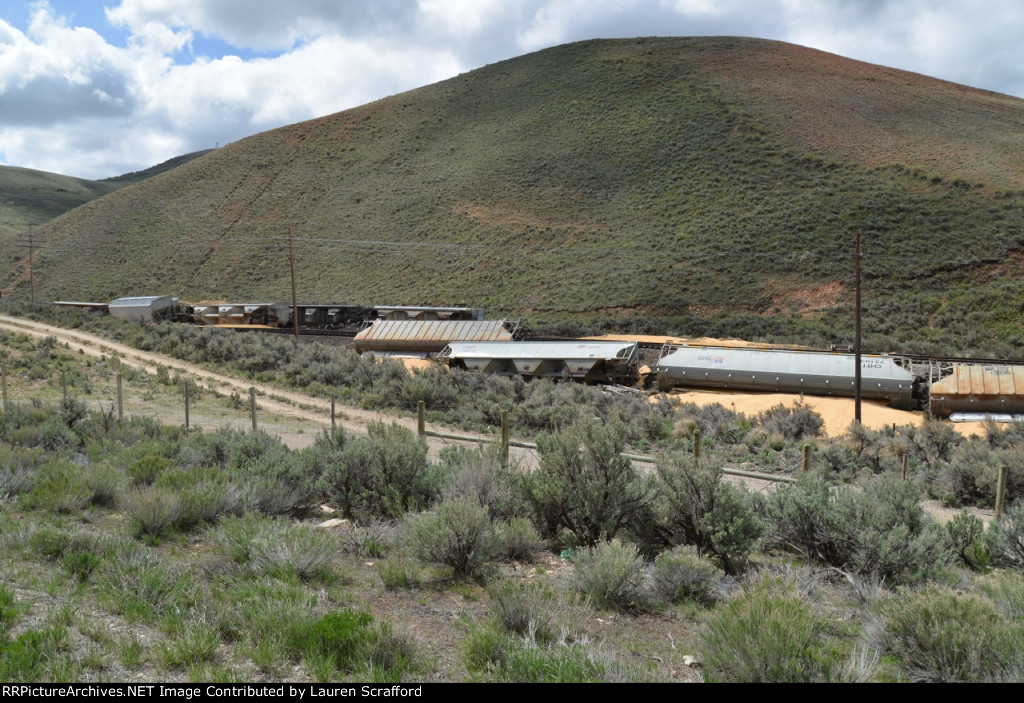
287, 223, 300, 343
20, 224, 42, 304
854, 230, 862, 424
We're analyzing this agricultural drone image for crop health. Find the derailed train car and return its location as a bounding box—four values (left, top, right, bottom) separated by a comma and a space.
439, 341, 641, 385
191, 303, 485, 329
928, 363, 1024, 418
655, 344, 923, 410
354, 320, 520, 354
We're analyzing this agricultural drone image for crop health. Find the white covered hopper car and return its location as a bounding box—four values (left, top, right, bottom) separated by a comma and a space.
655, 345, 921, 410
439, 341, 640, 385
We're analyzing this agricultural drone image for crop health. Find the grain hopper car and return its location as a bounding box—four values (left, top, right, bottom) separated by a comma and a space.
438, 340, 641, 385
353, 319, 522, 355
655, 344, 922, 410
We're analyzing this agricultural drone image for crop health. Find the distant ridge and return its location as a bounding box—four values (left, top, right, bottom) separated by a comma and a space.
102, 149, 215, 186
11, 37, 1024, 356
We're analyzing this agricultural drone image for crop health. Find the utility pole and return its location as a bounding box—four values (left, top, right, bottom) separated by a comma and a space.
287, 223, 300, 343
21, 224, 41, 305
854, 230, 862, 424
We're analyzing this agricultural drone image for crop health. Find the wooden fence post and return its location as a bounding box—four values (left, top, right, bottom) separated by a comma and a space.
331, 396, 336, 428
500, 410, 510, 467
250, 387, 257, 431
801, 444, 811, 473
116, 372, 123, 421
61, 369, 68, 404
996, 465, 1009, 521
184, 380, 190, 429
417, 400, 425, 436
1, 365, 7, 411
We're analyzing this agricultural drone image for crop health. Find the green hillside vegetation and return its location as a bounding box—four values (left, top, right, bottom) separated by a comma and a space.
0, 166, 119, 262
0, 151, 213, 287
9, 37, 1024, 356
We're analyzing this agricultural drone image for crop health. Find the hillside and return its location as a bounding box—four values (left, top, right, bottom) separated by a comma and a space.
0, 165, 119, 245
9, 37, 1024, 356
0, 150, 213, 262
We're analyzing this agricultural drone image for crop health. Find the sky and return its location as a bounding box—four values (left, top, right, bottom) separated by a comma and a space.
1, 0, 1022, 180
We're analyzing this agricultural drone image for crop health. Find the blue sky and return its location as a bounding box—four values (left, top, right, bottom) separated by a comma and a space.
2, 0, 1023, 179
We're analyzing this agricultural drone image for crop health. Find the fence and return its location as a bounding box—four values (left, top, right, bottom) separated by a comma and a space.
414, 400, 801, 487
2, 363, 1011, 517
0, 364, 317, 435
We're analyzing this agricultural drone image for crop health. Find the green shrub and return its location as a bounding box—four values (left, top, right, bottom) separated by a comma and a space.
212, 577, 318, 653
121, 485, 182, 540
100, 548, 196, 622
946, 510, 990, 570
463, 628, 656, 682
79, 464, 123, 507
62, 551, 102, 582
0, 627, 73, 682
0, 460, 40, 498
990, 501, 1024, 570
59, 396, 88, 429
26, 524, 102, 562
877, 585, 1019, 682
247, 524, 338, 583
525, 418, 650, 547
650, 449, 763, 574
157, 619, 222, 669
233, 476, 300, 517
495, 517, 543, 562
377, 557, 423, 590
362, 422, 433, 517
210, 513, 271, 565
764, 474, 953, 585
0, 582, 20, 636
296, 609, 419, 683
127, 455, 171, 486
487, 580, 558, 643
401, 497, 498, 581
754, 402, 823, 441
700, 580, 846, 682
569, 539, 647, 611
646, 545, 722, 606
362, 621, 424, 682
303, 609, 375, 674
674, 402, 750, 446
212, 514, 337, 582
314, 423, 434, 519
975, 571, 1024, 621
440, 446, 520, 520
155, 466, 234, 530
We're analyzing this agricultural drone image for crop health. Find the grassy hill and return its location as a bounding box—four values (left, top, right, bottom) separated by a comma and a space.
8, 37, 1024, 356
0, 166, 119, 260
0, 151, 213, 285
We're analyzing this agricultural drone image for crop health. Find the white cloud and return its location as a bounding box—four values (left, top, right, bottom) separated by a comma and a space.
418, 0, 509, 38
107, 0, 421, 52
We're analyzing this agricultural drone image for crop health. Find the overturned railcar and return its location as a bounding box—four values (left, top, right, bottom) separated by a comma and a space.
655, 345, 921, 410
928, 364, 1024, 418
107, 296, 180, 323
439, 341, 640, 385
353, 319, 520, 355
